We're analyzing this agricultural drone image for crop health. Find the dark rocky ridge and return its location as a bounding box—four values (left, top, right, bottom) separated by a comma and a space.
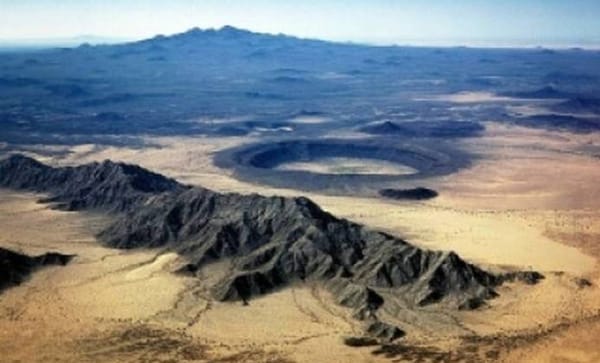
0, 155, 542, 341
0, 247, 74, 293
515, 114, 600, 132
379, 187, 439, 201
359, 121, 484, 138
552, 97, 600, 114
501, 86, 572, 99
0, 154, 185, 212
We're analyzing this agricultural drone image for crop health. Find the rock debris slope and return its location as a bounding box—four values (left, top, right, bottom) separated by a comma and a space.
0, 155, 542, 340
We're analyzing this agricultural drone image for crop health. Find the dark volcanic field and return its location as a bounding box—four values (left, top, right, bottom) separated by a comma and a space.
0, 155, 542, 341
1, 26, 600, 150
1, 27, 599, 197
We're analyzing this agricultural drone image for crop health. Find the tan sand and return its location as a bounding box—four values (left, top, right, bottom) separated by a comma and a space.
2, 120, 600, 361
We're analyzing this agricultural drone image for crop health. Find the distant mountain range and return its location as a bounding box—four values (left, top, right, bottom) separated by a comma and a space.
1, 24, 599, 144
0, 35, 130, 50
2, 25, 599, 50
0, 26, 316, 50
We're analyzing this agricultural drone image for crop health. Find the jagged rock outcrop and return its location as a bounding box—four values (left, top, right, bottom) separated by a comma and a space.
0, 155, 542, 340
0, 154, 185, 211
0, 247, 74, 292
98, 187, 502, 308
365, 321, 405, 342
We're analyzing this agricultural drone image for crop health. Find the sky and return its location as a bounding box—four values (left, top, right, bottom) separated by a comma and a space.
1, 0, 599, 47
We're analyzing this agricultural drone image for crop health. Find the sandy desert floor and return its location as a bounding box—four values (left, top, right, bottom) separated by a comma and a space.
0, 191, 387, 363
2, 122, 600, 362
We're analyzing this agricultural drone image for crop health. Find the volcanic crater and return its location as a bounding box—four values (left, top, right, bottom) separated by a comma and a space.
215, 139, 471, 194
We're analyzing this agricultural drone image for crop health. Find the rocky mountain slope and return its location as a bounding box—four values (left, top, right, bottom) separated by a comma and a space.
0, 247, 74, 292
0, 154, 542, 340
0, 154, 185, 211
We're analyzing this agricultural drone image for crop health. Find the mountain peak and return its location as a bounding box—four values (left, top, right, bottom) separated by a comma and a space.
176, 25, 257, 39
218, 25, 249, 34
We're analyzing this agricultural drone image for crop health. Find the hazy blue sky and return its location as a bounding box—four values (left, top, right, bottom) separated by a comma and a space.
1, 0, 599, 47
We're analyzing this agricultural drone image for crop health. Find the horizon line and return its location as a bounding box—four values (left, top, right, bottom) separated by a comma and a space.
1, 25, 599, 51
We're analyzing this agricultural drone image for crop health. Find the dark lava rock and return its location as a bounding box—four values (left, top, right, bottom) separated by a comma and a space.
502, 86, 571, 99
0, 155, 543, 338
515, 114, 600, 132
359, 120, 484, 138
552, 97, 600, 114
360, 121, 403, 134
0, 247, 74, 293
379, 187, 438, 201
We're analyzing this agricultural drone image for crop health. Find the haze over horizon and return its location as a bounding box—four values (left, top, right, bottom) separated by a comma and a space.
1, 0, 600, 48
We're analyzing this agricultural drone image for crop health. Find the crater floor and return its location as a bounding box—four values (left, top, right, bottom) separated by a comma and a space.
275, 157, 418, 176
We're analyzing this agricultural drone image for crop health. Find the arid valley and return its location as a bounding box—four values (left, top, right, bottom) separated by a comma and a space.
1, 17, 600, 363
